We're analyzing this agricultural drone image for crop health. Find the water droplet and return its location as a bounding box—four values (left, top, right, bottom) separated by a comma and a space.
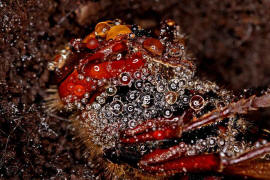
94, 65, 100, 71
116, 53, 122, 60
120, 72, 131, 85
140, 94, 154, 108
163, 109, 172, 118
189, 95, 205, 110
165, 91, 178, 105
126, 91, 139, 101
96, 96, 106, 104
135, 80, 143, 89
110, 100, 123, 115
106, 86, 117, 96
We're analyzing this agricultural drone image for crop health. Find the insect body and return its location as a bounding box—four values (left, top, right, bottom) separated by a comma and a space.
47, 19, 270, 179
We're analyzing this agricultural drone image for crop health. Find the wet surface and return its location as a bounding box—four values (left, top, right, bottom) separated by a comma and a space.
1, 0, 270, 179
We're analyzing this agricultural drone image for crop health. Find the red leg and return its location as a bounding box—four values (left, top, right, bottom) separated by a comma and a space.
140, 143, 188, 165
138, 142, 221, 174
121, 126, 181, 143
224, 142, 270, 166
138, 142, 270, 175
121, 113, 185, 143
121, 92, 270, 144
184, 92, 270, 132
140, 151, 220, 174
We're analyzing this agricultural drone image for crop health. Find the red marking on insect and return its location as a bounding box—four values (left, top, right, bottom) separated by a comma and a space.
56, 34, 146, 103
58, 69, 94, 100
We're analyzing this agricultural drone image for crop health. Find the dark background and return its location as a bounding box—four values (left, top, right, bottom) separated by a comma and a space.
1, 0, 270, 179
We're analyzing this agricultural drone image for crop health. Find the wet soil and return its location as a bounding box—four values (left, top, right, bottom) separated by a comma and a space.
1, 0, 270, 179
